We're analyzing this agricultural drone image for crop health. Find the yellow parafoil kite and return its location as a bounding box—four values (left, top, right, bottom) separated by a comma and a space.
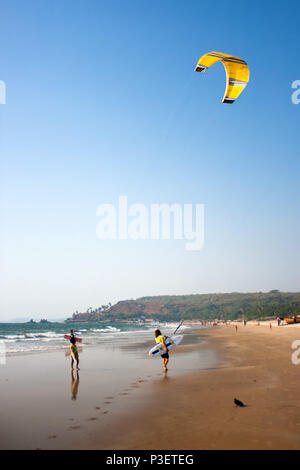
194, 52, 250, 103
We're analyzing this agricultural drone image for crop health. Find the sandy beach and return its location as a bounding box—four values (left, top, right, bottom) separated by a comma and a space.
1, 322, 300, 450
84, 322, 300, 450
0, 326, 216, 450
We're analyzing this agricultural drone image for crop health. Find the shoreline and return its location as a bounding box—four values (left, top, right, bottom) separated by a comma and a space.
0, 326, 214, 450
83, 323, 300, 450
1, 323, 300, 449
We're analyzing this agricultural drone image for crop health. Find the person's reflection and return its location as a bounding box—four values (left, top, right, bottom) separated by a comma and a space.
162, 370, 169, 382
71, 370, 80, 400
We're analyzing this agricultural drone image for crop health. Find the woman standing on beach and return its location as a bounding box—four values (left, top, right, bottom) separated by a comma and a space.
154, 329, 169, 372
70, 330, 80, 371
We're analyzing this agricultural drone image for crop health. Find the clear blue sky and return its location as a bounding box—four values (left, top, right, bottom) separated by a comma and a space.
0, 0, 299, 320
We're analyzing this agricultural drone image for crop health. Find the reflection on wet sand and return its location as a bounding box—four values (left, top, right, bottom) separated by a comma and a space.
71, 370, 79, 400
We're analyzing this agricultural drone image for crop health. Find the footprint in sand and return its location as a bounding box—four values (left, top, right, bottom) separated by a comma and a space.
104, 401, 112, 405
120, 392, 128, 396
68, 426, 81, 430
48, 435, 57, 439
87, 417, 98, 422
102, 411, 109, 414
105, 396, 114, 400
95, 406, 101, 410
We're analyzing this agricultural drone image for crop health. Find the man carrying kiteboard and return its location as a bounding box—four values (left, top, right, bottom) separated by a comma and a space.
154, 329, 169, 372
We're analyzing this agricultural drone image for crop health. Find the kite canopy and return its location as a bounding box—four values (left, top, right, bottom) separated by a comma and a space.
194, 51, 250, 103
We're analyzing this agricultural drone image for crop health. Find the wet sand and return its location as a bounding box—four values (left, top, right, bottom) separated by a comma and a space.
0, 327, 215, 449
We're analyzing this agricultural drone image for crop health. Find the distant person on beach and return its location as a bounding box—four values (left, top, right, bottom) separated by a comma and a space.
235, 325, 238, 333
154, 329, 169, 372
70, 330, 80, 371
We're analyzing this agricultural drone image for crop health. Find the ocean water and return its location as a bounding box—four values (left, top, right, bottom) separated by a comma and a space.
0, 321, 190, 356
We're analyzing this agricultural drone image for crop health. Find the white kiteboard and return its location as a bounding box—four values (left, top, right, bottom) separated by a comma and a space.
148, 335, 183, 358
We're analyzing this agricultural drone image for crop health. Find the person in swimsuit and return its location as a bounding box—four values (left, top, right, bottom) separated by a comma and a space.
155, 329, 169, 372
70, 329, 80, 371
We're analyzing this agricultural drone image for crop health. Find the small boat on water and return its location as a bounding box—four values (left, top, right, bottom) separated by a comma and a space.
284, 316, 300, 324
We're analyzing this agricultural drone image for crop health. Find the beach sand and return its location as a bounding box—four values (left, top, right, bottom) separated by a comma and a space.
83, 322, 300, 450
1, 323, 300, 450
0, 327, 216, 449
